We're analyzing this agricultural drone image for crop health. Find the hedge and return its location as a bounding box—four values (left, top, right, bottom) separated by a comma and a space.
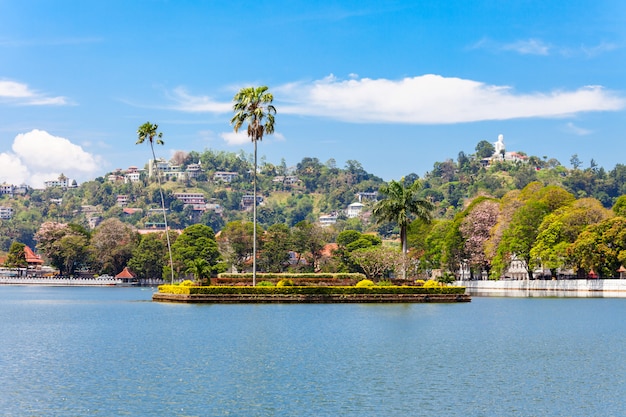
217, 273, 366, 280
157, 285, 466, 296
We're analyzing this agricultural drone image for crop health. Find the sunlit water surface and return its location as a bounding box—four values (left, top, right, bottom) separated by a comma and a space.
1, 286, 625, 416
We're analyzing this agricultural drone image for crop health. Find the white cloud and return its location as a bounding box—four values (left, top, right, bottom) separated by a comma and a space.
169, 87, 232, 113
564, 122, 592, 136
274, 74, 625, 124
0, 130, 100, 187
220, 131, 251, 146
502, 39, 550, 55
0, 80, 69, 106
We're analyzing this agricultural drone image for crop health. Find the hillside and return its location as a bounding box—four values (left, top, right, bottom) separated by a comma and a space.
1, 143, 626, 253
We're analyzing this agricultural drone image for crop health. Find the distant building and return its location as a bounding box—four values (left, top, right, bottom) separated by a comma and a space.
0, 206, 14, 220
240, 195, 263, 210
186, 163, 203, 179
319, 213, 338, 227
345, 202, 364, 218
116, 195, 130, 207
44, 175, 77, 189
174, 192, 207, 211
213, 171, 238, 182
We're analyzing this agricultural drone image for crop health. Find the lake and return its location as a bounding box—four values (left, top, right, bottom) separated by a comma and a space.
1, 286, 625, 416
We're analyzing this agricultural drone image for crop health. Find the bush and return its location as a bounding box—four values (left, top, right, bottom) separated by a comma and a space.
424, 279, 442, 288
377, 280, 393, 286
355, 279, 375, 288
257, 280, 275, 287
276, 278, 294, 287
415, 279, 426, 287
180, 280, 195, 286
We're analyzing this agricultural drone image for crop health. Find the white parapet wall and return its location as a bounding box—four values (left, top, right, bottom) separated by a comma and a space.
454, 279, 626, 298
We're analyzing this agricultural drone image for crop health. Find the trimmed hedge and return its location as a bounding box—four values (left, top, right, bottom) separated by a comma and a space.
217, 273, 366, 280
158, 285, 466, 296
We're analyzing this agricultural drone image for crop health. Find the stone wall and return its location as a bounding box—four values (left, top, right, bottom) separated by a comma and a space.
454, 279, 626, 298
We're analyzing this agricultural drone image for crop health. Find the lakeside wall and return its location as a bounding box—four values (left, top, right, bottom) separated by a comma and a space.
0, 277, 165, 286
455, 279, 626, 298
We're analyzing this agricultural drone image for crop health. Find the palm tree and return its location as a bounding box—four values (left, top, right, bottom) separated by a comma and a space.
186, 259, 211, 284
230, 86, 276, 286
136, 121, 174, 284
373, 179, 434, 279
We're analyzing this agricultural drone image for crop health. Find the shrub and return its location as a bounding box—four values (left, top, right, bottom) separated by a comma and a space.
257, 280, 275, 287
355, 279, 375, 288
180, 280, 195, 286
276, 279, 294, 287
415, 279, 426, 287
377, 280, 393, 286
424, 279, 442, 288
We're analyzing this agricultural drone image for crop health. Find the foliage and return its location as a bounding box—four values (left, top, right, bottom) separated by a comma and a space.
157, 284, 467, 295
89, 218, 138, 275
128, 232, 168, 280
256, 280, 275, 287
373, 179, 434, 256
4, 242, 27, 268
276, 278, 294, 287
350, 246, 402, 280
355, 279, 375, 287
172, 224, 222, 277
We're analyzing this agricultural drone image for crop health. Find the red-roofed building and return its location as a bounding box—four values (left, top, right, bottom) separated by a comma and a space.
24, 246, 44, 267
115, 267, 137, 284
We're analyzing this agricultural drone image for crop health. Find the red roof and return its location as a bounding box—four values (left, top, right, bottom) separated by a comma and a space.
115, 267, 136, 279
24, 246, 44, 264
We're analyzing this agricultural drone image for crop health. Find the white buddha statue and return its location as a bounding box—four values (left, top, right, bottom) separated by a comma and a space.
494, 134, 505, 156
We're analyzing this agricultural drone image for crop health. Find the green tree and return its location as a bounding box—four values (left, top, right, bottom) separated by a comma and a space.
136, 121, 174, 283
258, 223, 292, 273
373, 179, 434, 278
4, 242, 27, 269
231, 86, 276, 285
171, 224, 222, 278
128, 232, 168, 280
218, 221, 262, 273
186, 258, 212, 284
475, 140, 495, 159
568, 216, 626, 277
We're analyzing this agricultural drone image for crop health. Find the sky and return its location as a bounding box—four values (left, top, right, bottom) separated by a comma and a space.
1, 0, 625, 187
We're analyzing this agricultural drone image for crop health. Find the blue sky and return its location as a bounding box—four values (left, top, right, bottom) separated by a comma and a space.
1, 0, 625, 187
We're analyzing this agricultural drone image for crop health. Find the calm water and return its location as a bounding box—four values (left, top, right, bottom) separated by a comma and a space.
1, 287, 625, 417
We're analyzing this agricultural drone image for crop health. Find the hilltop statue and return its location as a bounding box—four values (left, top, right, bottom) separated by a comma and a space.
494, 134, 505, 156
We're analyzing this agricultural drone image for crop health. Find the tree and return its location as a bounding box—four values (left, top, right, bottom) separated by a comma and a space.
89, 218, 139, 275
475, 140, 495, 159
258, 223, 292, 273
34, 221, 89, 275
136, 122, 174, 283
128, 232, 168, 280
186, 259, 212, 284
218, 221, 262, 273
4, 242, 27, 269
231, 86, 276, 285
459, 198, 500, 277
373, 179, 434, 278
350, 245, 402, 280
568, 216, 626, 277
291, 221, 331, 272
530, 198, 611, 277
171, 224, 223, 278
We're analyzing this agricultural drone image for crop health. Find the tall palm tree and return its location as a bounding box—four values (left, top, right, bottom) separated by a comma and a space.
136, 121, 174, 284
373, 179, 434, 279
230, 86, 276, 286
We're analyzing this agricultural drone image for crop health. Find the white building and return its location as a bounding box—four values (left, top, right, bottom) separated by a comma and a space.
345, 202, 364, 218
319, 213, 338, 227
0, 206, 14, 220
213, 171, 238, 182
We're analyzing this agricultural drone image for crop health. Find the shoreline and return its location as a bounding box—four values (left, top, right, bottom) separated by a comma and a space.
455, 279, 626, 298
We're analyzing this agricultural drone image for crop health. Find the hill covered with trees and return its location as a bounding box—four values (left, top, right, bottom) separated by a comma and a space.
2, 140, 626, 280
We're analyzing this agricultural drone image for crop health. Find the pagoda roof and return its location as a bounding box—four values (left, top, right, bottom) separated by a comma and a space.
115, 267, 136, 279
24, 246, 44, 264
